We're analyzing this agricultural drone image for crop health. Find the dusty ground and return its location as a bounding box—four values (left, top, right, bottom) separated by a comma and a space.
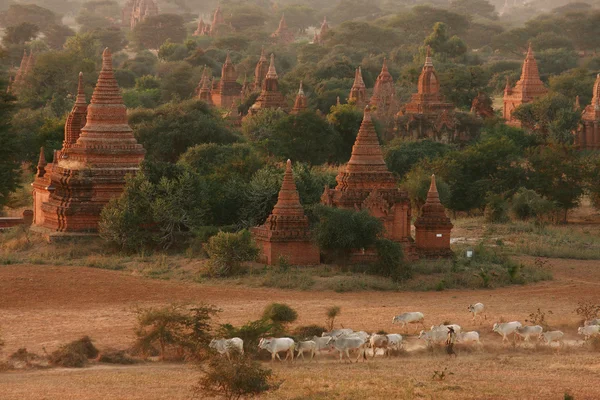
1, 253, 600, 399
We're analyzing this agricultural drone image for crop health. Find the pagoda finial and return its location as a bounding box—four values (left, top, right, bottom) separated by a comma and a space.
260, 46, 266, 60
102, 48, 113, 70
286, 158, 292, 172
267, 53, 277, 78
425, 46, 433, 67
298, 80, 304, 95
575, 95, 581, 110
526, 42, 533, 58
382, 57, 388, 72
425, 174, 441, 204
363, 104, 372, 121
225, 51, 231, 65
75, 72, 86, 104
336, 96, 340, 105
36, 146, 47, 177
504, 76, 511, 92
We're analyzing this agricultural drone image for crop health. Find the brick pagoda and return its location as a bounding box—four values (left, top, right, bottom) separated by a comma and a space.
8, 50, 34, 94
349, 67, 367, 108
196, 66, 213, 105
210, 53, 241, 109
395, 47, 459, 142
575, 74, 600, 150
313, 16, 329, 44
290, 81, 307, 115
193, 15, 208, 36
321, 105, 414, 256
252, 160, 320, 265
248, 54, 286, 115
122, 0, 158, 29
210, 6, 225, 36
370, 58, 397, 120
503, 44, 547, 127
33, 48, 145, 233
253, 47, 269, 91
414, 174, 453, 258
271, 14, 295, 44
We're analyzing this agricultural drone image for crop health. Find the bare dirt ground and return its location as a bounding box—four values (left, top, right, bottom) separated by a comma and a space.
1, 252, 600, 399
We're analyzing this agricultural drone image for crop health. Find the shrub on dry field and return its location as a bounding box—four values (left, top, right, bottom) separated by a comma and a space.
195, 355, 280, 400
98, 349, 138, 364
575, 301, 600, 324
326, 305, 341, 331
292, 324, 326, 340
205, 230, 259, 277
262, 303, 298, 325
49, 336, 99, 368
7, 348, 48, 369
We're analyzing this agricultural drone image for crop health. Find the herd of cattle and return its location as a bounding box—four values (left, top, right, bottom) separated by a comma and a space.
209, 303, 600, 362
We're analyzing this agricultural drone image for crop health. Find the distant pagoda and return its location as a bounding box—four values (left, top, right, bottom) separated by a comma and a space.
576, 74, 600, 150
414, 174, 453, 258
248, 54, 286, 115
349, 67, 367, 108
290, 81, 308, 114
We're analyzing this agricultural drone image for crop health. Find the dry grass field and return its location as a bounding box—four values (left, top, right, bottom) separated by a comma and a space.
1, 253, 600, 399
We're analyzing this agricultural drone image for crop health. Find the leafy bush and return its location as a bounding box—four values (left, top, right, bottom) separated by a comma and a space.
205, 230, 259, 277
98, 349, 137, 364
326, 306, 341, 331
510, 188, 555, 221
484, 193, 509, 223
292, 325, 326, 340
218, 320, 278, 355
312, 205, 383, 264
195, 355, 280, 400
371, 239, 411, 281
49, 336, 98, 368
262, 303, 298, 325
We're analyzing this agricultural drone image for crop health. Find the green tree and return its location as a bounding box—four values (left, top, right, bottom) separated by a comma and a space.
205, 230, 259, 277
43, 23, 75, 49
312, 205, 383, 264
449, 0, 497, 20
132, 14, 186, 49
262, 303, 298, 325
0, 80, 20, 211
424, 23, 467, 59
525, 145, 586, 223
280, 4, 317, 32
0, 4, 59, 31
2, 22, 39, 45
130, 100, 240, 163
385, 139, 450, 179
549, 68, 596, 107
134, 304, 192, 360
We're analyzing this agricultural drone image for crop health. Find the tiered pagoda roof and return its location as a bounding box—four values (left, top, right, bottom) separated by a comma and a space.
349, 67, 367, 107
291, 81, 307, 114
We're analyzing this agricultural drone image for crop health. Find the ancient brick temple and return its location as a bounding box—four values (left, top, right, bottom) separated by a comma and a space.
248, 54, 286, 115
370, 58, 398, 121
210, 53, 241, 109
290, 81, 307, 115
196, 66, 213, 105
503, 44, 547, 127
349, 67, 367, 108
253, 47, 269, 91
8, 50, 35, 94
193, 15, 209, 36
209, 6, 225, 36
271, 14, 295, 44
414, 175, 453, 258
252, 160, 320, 265
321, 106, 415, 257
395, 48, 459, 142
313, 16, 329, 44
575, 74, 600, 150
122, 0, 158, 29
33, 49, 145, 233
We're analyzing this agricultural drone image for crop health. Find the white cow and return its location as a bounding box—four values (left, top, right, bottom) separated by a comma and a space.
540, 330, 564, 346
386, 334, 403, 351
515, 325, 543, 342
457, 331, 481, 345
312, 335, 333, 353
369, 334, 389, 358
431, 324, 462, 334
468, 303, 485, 321
578, 325, 600, 340
258, 338, 295, 362
418, 329, 447, 346
392, 312, 425, 332
492, 321, 523, 342
296, 340, 317, 360
347, 331, 370, 341
584, 318, 600, 326
209, 338, 244, 360
329, 335, 367, 363
322, 329, 353, 338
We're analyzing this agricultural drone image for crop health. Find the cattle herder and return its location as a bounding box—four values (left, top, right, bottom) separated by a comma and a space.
446, 326, 457, 357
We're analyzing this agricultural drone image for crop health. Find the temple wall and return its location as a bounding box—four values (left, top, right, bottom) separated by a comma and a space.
256, 239, 320, 266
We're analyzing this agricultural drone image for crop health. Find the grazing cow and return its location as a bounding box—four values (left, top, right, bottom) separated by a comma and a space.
578, 325, 600, 340
540, 331, 564, 346
515, 325, 543, 342
369, 334, 389, 358
296, 340, 317, 361
457, 331, 481, 345
209, 338, 244, 360
329, 335, 367, 363
431, 324, 462, 334
492, 321, 522, 342
258, 338, 295, 362
322, 329, 353, 338
392, 312, 425, 333
584, 318, 600, 326
468, 303, 485, 321
418, 329, 447, 346
386, 334, 403, 351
